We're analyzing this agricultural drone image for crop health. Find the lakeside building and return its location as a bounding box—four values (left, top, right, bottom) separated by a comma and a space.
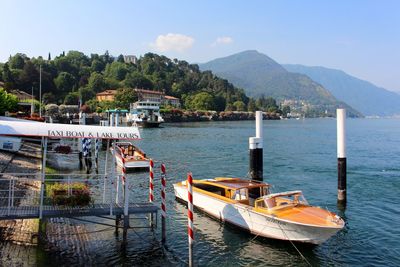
96, 90, 117, 102
96, 88, 180, 108
10, 89, 35, 102
123, 55, 137, 64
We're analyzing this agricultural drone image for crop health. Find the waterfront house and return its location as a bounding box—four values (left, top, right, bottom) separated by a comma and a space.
96, 90, 117, 102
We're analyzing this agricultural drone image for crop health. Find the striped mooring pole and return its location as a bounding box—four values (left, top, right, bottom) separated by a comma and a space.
187, 172, 194, 267
249, 111, 263, 181
161, 164, 166, 244
94, 138, 99, 172
121, 153, 129, 242
149, 159, 154, 227
149, 159, 154, 202
337, 109, 347, 206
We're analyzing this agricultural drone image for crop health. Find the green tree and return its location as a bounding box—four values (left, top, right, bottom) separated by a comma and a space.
42, 92, 56, 104
54, 72, 75, 93
0, 88, 18, 114
64, 91, 79, 105
233, 100, 246, 111
91, 59, 105, 73
124, 71, 153, 89
114, 88, 137, 109
186, 92, 216, 111
79, 87, 95, 103
105, 62, 128, 81
247, 98, 256, 112
87, 72, 106, 93
282, 105, 291, 117
117, 54, 125, 63
9, 53, 27, 69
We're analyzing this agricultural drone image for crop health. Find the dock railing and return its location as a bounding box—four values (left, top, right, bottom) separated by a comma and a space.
0, 172, 133, 219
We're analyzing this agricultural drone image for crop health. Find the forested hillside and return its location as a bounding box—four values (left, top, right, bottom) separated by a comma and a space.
0, 51, 252, 112
200, 50, 362, 117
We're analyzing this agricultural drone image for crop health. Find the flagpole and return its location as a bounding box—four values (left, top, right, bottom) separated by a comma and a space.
39, 65, 42, 118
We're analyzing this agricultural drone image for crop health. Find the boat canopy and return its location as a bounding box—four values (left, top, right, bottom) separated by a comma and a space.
0, 118, 140, 140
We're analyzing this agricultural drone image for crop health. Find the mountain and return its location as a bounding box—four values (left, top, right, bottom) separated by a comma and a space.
200, 50, 362, 117
283, 64, 400, 116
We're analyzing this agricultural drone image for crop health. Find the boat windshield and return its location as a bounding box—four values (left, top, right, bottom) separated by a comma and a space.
263, 192, 308, 209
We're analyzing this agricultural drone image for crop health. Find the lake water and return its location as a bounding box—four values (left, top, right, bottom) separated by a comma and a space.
7, 118, 400, 266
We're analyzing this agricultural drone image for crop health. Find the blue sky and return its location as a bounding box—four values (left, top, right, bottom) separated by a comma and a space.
1, 0, 399, 92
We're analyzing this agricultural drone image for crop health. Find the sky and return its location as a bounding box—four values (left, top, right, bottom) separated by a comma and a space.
1, 0, 399, 92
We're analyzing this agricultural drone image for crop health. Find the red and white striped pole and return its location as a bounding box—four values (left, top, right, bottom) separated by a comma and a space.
121, 153, 129, 242
187, 172, 194, 267
149, 159, 154, 227
161, 163, 166, 244
149, 159, 154, 202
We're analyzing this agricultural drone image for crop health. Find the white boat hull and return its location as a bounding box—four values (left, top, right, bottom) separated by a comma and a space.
174, 184, 342, 244
115, 153, 149, 169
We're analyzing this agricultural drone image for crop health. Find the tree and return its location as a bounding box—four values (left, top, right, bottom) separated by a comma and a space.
79, 87, 95, 103
0, 88, 18, 114
54, 72, 75, 94
9, 53, 27, 69
104, 62, 128, 81
2, 63, 14, 88
247, 98, 256, 112
117, 54, 125, 63
186, 92, 216, 111
20, 61, 39, 90
63, 91, 79, 105
282, 105, 291, 117
124, 71, 153, 89
87, 72, 106, 93
91, 59, 105, 73
42, 92, 56, 104
233, 100, 246, 111
114, 88, 137, 109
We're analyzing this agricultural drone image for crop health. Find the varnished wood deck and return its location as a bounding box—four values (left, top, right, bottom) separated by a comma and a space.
0, 203, 158, 220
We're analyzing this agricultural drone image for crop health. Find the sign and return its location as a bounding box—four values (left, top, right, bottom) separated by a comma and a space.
0, 120, 141, 140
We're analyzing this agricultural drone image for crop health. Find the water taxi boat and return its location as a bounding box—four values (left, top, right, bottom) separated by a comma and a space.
113, 142, 150, 170
173, 177, 344, 244
126, 100, 164, 128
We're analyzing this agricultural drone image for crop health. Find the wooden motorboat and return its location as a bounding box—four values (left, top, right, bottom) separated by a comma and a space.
173, 177, 344, 244
113, 142, 150, 170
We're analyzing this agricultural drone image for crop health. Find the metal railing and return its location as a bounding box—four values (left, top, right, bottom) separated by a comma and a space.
0, 172, 129, 219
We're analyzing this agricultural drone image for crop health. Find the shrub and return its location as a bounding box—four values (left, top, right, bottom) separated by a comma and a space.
47, 182, 92, 207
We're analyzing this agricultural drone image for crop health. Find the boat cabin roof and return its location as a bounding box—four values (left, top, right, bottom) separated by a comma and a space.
199, 177, 270, 190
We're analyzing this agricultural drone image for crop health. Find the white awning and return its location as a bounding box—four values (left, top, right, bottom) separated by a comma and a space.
0, 118, 140, 140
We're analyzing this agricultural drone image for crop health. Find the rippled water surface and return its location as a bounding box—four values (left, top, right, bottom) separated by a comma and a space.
35, 118, 400, 266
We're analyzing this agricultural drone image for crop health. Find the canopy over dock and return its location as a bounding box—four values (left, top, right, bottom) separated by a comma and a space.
0, 117, 140, 140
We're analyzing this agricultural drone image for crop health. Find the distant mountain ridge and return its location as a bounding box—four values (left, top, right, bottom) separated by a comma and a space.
200, 50, 361, 117
283, 64, 400, 116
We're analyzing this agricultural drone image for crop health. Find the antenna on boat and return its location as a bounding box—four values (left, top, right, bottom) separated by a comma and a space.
249, 111, 263, 181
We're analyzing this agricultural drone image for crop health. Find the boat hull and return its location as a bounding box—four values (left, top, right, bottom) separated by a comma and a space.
136, 121, 161, 128
173, 184, 342, 244
115, 152, 149, 170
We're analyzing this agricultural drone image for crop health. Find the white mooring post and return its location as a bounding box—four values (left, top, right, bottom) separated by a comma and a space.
249, 111, 263, 181
337, 109, 347, 205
